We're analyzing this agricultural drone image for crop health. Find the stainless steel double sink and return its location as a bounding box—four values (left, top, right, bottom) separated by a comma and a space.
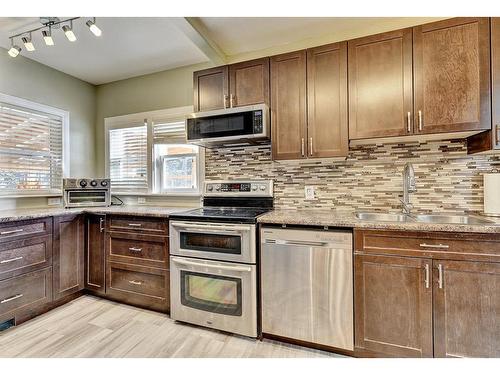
355, 212, 495, 225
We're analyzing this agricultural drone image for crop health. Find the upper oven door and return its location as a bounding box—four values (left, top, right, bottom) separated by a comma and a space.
169, 221, 256, 264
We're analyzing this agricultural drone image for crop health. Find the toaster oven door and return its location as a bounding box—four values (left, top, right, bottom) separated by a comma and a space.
64, 190, 109, 207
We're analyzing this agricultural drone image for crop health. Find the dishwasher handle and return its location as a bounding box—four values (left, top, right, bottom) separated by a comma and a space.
264, 239, 329, 247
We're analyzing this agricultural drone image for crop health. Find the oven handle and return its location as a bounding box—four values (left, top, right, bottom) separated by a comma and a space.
171, 257, 252, 273
171, 222, 252, 234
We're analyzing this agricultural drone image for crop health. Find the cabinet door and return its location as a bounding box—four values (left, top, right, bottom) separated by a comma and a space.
229, 57, 270, 107
53, 214, 84, 300
433, 260, 500, 358
413, 18, 491, 134
492, 18, 500, 150
193, 66, 229, 112
85, 214, 105, 294
348, 29, 413, 139
271, 50, 307, 160
307, 42, 348, 158
354, 254, 433, 357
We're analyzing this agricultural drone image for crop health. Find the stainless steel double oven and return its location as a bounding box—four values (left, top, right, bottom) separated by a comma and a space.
169, 180, 273, 338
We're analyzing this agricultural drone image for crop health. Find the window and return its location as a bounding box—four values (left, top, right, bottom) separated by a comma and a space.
105, 106, 202, 196
0, 93, 68, 197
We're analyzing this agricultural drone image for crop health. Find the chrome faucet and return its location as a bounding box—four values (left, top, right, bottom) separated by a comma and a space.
401, 162, 416, 214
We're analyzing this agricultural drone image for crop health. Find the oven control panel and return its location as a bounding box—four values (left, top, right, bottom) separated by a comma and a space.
204, 180, 273, 197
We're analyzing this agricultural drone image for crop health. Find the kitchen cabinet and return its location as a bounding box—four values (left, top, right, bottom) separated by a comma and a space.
271, 50, 307, 160
193, 66, 229, 112
53, 214, 84, 301
85, 214, 106, 295
307, 42, 348, 158
354, 229, 500, 358
354, 254, 433, 357
193, 58, 270, 112
468, 17, 500, 153
413, 18, 491, 134
348, 29, 414, 140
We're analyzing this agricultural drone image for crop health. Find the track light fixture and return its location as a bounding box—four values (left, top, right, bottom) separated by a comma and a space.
6, 17, 102, 57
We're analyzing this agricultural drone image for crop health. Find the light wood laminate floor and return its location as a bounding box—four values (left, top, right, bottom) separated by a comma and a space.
0, 296, 341, 358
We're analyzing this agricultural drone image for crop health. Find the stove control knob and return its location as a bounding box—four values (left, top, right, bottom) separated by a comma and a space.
259, 185, 266, 191
90, 180, 98, 187
207, 185, 213, 191
79, 179, 88, 187
251, 185, 258, 191
100, 180, 108, 187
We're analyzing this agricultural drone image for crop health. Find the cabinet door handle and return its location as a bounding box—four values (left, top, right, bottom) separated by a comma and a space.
301, 138, 305, 157
437, 264, 444, 289
495, 124, 500, 146
99, 217, 104, 232
0, 256, 23, 264
128, 280, 143, 286
1, 294, 23, 304
230, 94, 235, 108
128, 223, 142, 227
418, 110, 423, 132
129, 247, 142, 252
309, 138, 313, 156
0, 229, 24, 235
407, 112, 412, 133
424, 264, 430, 289
419, 243, 449, 249
223, 94, 228, 109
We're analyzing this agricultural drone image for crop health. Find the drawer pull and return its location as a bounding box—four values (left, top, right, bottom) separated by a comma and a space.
0, 256, 23, 264
0, 229, 24, 235
129, 247, 142, 252
424, 264, 430, 289
437, 264, 444, 289
128, 223, 142, 227
128, 280, 143, 285
419, 243, 449, 249
1, 294, 23, 304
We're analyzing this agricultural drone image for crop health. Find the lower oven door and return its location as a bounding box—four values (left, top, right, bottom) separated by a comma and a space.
170, 256, 257, 338
169, 221, 256, 263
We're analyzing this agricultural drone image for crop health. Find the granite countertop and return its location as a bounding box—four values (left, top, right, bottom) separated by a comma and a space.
257, 209, 500, 234
0, 205, 195, 223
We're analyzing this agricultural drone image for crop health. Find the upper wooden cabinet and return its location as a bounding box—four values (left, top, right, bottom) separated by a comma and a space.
193, 58, 270, 112
348, 29, 414, 140
271, 50, 308, 160
229, 58, 270, 108
193, 66, 229, 112
307, 42, 349, 158
413, 18, 491, 134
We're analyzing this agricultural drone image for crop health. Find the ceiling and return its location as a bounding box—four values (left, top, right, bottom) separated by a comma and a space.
0, 17, 446, 85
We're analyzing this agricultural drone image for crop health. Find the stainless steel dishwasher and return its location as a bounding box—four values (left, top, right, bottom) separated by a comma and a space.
261, 227, 353, 351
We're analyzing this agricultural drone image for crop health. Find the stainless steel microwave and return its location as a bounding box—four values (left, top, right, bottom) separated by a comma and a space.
185, 104, 270, 148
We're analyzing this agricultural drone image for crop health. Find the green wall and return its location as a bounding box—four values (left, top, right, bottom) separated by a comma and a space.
94, 61, 213, 176
0, 47, 96, 208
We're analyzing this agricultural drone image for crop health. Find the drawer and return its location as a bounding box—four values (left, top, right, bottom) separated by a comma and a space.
107, 231, 168, 269
0, 235, 52, 280
106, 261, 169, 312
108, 216, 168, 235
0, 267, 52, 319
0, 217, 52, 243
354, 229, 500, 262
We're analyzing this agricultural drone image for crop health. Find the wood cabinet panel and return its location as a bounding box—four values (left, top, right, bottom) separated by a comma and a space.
493, 17, 500, 150
307, 42, 348, 158
108, 215, 168, 236
348, 29, 413, 139
85, 214, 105, 294
413, 18, 491, 134
433, 260, 500, 358
0, 217, 52, 244
271, 50, 307, 160
354, 254, 433, 357
229, 57, 270, 107
53, 215, 84, 300
0, 235, 52, 281
193, 66, 229, 112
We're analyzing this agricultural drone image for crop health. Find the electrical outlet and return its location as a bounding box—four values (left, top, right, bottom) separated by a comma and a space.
47, 197, 61, 206
305, 186, 316, 200
137, 197, 146, 205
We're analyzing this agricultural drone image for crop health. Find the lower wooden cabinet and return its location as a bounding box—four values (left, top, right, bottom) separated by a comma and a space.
354, 254, 433, 357
85, 214, 106, 295
53, 215, 85, 301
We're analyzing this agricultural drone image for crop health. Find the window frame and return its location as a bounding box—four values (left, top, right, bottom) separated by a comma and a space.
0, 92, 69, 198
104, 106, 204, 197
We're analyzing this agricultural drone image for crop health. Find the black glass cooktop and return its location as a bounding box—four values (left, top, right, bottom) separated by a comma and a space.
170, 206, 272, 223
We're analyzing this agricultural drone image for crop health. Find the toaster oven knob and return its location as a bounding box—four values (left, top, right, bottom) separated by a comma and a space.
207, 185, 213, 191
100, 180, 108, 187
90, 180, 98, 187
79, 179, 88, 187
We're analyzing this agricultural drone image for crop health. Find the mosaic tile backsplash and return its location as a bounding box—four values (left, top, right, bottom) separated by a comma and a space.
205, 140, 500, 213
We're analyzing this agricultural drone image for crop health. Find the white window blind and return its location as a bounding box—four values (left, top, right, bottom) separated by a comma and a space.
0, 101, 63, 195
109, 125, 148, 193
153, 121, 186, 144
